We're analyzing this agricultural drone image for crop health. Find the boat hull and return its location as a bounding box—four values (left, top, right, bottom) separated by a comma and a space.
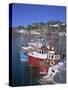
28, 55, 49, 75
28, 55, 59, 75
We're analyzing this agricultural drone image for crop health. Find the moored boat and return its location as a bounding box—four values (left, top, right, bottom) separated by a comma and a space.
21, 43, 60, 75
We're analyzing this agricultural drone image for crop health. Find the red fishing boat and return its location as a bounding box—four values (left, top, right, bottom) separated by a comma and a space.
22, 43, 60, 75
28, 45, 60, 75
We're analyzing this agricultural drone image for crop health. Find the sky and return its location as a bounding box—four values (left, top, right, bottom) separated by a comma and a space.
11, 3, 66, 27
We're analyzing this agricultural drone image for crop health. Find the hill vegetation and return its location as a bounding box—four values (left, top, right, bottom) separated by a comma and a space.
12, 21, 66, 32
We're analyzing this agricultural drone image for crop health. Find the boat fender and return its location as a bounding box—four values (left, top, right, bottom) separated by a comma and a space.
50, 60, 55, 66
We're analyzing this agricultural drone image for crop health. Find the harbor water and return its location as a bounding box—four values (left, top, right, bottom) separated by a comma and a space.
12, 37, 40, 86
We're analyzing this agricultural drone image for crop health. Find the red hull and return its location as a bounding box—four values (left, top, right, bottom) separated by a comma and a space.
28, 55, 59, 75
28, 55, 49, 74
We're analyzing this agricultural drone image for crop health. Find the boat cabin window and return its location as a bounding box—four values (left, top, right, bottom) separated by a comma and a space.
48, 54, 54, 59
38, 50, 47, 54
39, 50, 41, 54
51, 55, 53, 58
